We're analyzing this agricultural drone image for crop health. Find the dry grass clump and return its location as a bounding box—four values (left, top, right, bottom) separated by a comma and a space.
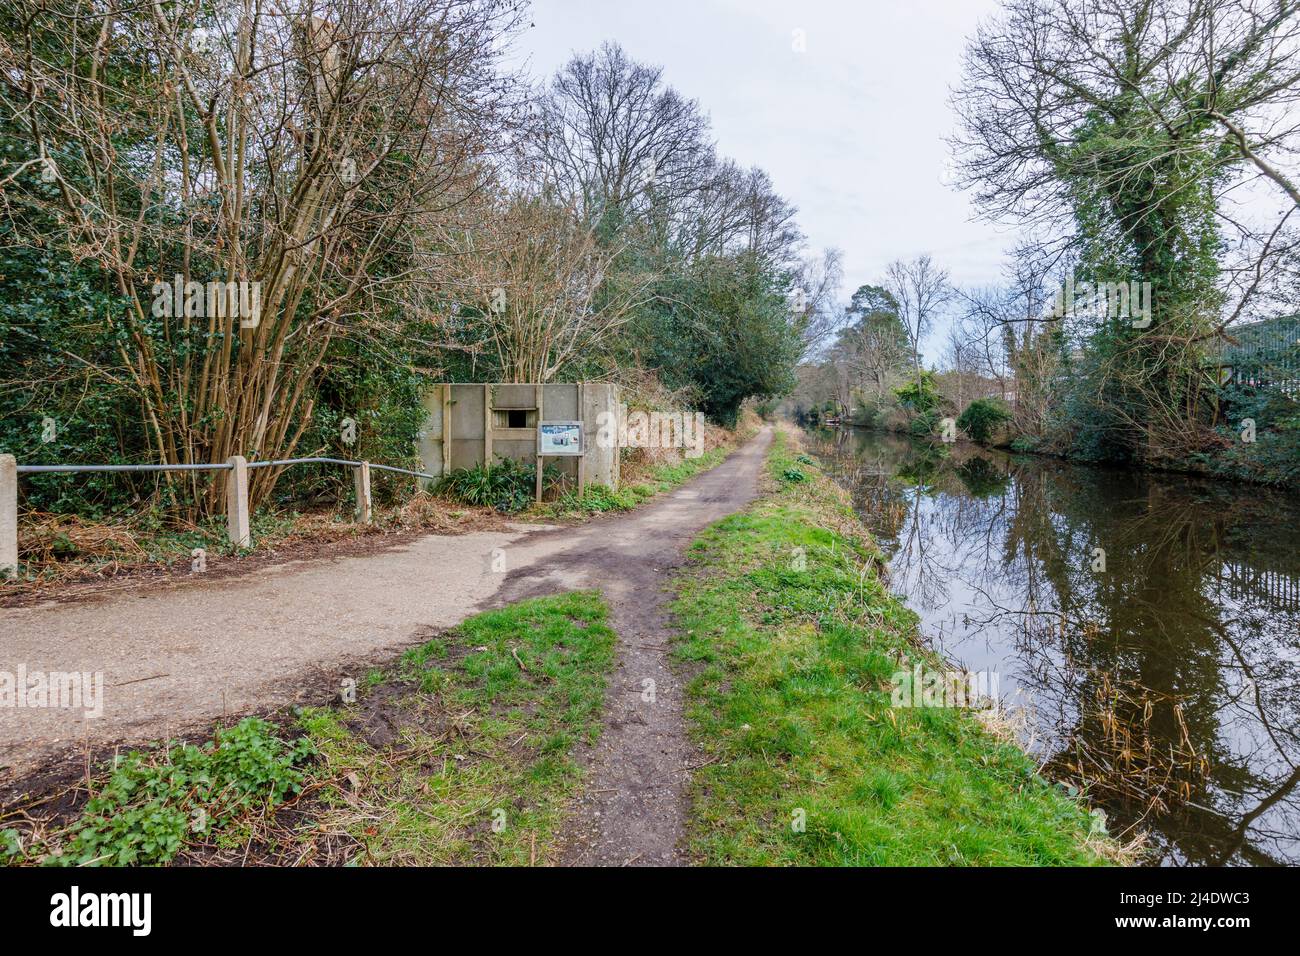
1077, 673, 1208, 808
18, 512, 148, 569
620, 442, 683, 475
3, 492, 508, 601
391, 492, 506, 533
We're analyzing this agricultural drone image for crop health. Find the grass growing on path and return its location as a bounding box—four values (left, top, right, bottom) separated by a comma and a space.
538, 447, 729, 518
672, 430, 1116, 866
3, 591, 616, 867
300, 590, 616, 865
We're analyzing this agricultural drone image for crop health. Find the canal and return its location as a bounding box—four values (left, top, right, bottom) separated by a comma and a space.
805, 426, 1300, 866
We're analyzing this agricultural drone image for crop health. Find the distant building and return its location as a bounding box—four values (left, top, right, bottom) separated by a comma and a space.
1211, 314, 1300, 397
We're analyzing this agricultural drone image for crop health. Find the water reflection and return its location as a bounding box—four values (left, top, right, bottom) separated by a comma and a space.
806, 426, 1300, 866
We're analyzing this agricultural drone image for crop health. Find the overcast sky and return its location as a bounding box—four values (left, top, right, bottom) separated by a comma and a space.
510, 0, 1016, 317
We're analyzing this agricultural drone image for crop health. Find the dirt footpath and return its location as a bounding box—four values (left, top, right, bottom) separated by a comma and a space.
490, 427, 772, 865
0, 427, 772, 864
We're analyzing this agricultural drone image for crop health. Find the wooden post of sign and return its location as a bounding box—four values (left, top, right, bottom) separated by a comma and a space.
535, 383, 544, 503
483, 383, 493, 467
441, 384, 452, 477
577, 382, 586, 495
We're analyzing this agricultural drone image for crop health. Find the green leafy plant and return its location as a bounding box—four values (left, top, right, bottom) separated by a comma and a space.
438, 458, 559, 513
957, 398, 1012, 445
546, 484, 640, 516
908, 410, 942, 438
894, 371, 943, 415
1009, 436, 1039, 454
781, 467, 807, 483
50, 717, 314, 867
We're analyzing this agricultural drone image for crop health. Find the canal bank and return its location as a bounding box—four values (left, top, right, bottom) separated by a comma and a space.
671, 427, 1123, 864
804, 424, 1300, 866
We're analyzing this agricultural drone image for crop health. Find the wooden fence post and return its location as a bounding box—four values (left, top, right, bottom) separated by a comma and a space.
484, 383, 493, 465
353, 461, 372, 524
442, 384, 452, 476
0, 454, 17, 579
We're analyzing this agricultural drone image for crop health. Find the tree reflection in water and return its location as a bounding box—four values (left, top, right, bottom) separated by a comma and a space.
806, 426, 1300, 866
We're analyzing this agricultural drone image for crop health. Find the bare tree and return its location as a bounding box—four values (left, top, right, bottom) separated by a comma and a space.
955, 288, 1018, 399
791, 247, 844, 356
737, 166, 802, 265
0, 0, 522, 511
951, 243, 1068, 434
444, 189, 651, 382
942, 321, 976, 412
886, 255, 952, 390
534, 42, 713, 227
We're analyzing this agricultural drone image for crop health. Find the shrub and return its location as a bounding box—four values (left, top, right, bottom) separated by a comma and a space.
1009, 436, 1039, 454
894, 372, 943, 415
439, 458, 558, 513
546, 485, 639, 516
957, 398, 1012, 444
851, 394, 897, 429
908, 410, 942, 438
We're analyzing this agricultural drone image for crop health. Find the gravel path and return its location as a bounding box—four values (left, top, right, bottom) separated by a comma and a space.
1, 527, 533, 775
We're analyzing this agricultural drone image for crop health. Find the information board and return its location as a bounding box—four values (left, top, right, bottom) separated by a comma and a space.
538, 421, 584, 456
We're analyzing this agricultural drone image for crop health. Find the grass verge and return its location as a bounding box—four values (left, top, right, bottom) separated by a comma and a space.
536, 447, 730, 519
2, 591, 615, 866
534, 407, 761, 519
671, 427, 1121, 865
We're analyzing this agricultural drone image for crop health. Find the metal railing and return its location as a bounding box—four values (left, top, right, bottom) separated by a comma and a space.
0, 454, 441, 577
242, 457, 437, 481
15, 456, 437, 480
16, 462, 233, 474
